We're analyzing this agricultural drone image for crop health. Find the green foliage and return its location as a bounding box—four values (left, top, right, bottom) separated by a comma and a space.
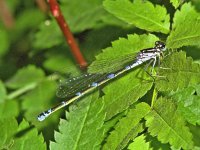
167, 3, 200, 48
11, 119, 46, 150
50, 92, 105, 150
0, 80, 7, 102
103, 68, 153, 120
170, 0, 182, 9
6, 65, 45, 89
0, 118, 46, 150
0, 0, 200, 150
0, 29, 9, 56
103, 103, 150, 150
33, 21, 64, 49
156, 51, 200, 91
88, 34, 159, 73
103, 0, 170, 34
170, 85, 200, 125
60, 0, 123, 33
0, 100, 19, 118
128, 134, 152, 150
0, 118, 18, 149
145, 97, 194, 149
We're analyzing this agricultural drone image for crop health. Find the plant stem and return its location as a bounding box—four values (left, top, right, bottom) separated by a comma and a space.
0, 0, 14, 28
48, 0, 88, 69
151, 87, 157, 107
7, 74, 60, 100
36, 0, 49, 13
7, 83, 37, 100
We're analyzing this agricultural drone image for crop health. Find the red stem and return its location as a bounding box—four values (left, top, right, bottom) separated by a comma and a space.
36, 0, 49, 13
48, 0, 88, 69
0, 0, 14, 28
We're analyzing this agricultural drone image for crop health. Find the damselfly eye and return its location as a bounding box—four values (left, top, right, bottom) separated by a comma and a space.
155, 41, 166, 50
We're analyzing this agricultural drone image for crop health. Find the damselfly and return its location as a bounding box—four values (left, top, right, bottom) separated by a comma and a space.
37, 41, 166, 121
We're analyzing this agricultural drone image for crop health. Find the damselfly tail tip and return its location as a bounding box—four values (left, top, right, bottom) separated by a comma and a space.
37, 114, 46, 121
37, 109, 52, 121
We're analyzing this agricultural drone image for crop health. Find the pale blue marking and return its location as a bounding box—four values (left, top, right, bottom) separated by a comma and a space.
125, 65, 131, 70
48, 109, 52, 113
91, 82, 98, 87
107, 73, 115, 79
61, 101, 66, 105
37, 109, 51, 121
75, 92, 82, 96
38, 115, 45, 122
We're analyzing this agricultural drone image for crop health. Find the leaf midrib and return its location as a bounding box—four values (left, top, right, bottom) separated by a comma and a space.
73, 100, 92, 150
152, 108, 191, 148
119, 4, 169, 32
168, 34, 200, 45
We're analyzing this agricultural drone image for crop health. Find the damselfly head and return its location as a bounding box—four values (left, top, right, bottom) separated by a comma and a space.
155, 41, 166, 51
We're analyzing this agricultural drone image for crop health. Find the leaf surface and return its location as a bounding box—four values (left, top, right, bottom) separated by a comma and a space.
12, 119, 46, 150
103, 102, 151, 150
103, 68, 153, 120
145, 97, 194, 149
167, 3, 200, 48
50, 92, 106, 150
170, 0, 182, 8
128, 134, 152, 150
0, 80, 7, 102
88, 34, 159, 74
103, 0, 169, 33
170, 85, 200, 125
0, 101, 19, 119
0, 118, 18, 149
156, 51, 200, 91
6, 65, 45, 89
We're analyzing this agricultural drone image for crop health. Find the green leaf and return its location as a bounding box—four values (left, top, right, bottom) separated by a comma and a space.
170, 85, 200, 125
61, 0, 112, 33
22, 79, 57, 125
156, 51, 200, 91
34, 0, 122, 49
0, 80, 7, 103
194, 146, 200, 150
0, 118, 18, 149
103, 112, 126, 136
104, 67, 153, 120
128, 134, 152, 150
0, 100, 19, 119
189, 124, 200, 148
145, 97, 194, 149
43, 54, 80, 75
88, 34, 159, 74
103, 0, 170, 34
170, 0, 182, 9
167, 3, 200, 48
33, 20, 64, 49
103, 102, 151, 150
0, 29, 9, 57
15, 9, 45, 33
6, 65, 45, 89
196, 84, 200, 95
11, 119, 46, 150
145, 134, 171, 150
21, 78, 61, 142
50, 92, 106, 150
177, 95, 200, 125
81, 26, 131, 62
